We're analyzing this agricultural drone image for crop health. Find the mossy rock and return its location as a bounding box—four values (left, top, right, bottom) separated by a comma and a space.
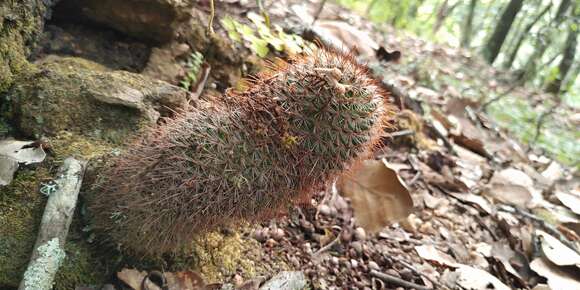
0, 0, 54, 93
5, 55, 189, 142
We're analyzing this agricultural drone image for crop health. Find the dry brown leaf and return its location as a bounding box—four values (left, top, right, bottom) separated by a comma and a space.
536, 230, 580, 267
454, 265, 511, 290
118, 269, 206, 290
541, 162, 565, 184
338, 159, 414, 233
0, 139, 46, 186
117, 269, 157, 290
483, 168, 537, 207
555, 190, 580, 215
415, 245, 460, 268
449, 192, 493, 214
530, 258, 580, 290
419, 162, 469, 193
165, 271, 206, 290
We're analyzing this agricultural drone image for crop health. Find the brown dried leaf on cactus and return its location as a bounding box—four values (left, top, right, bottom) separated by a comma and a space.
88, 47, 394, 255
338, 159, 413, 233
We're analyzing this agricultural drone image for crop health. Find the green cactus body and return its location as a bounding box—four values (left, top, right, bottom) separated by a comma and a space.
89, 48, 392, 255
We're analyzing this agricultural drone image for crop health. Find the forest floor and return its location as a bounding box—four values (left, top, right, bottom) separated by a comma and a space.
1, 0, 579, 289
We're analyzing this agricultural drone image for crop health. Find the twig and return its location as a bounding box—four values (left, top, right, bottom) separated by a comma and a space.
388, 129, 414, 138
479, 83, 518, 112
312, 232, 341, 256
370, 270, 432, 290
19, 157, 87, 290
389, 256, 451, 290
531, 102, 559, 146
311, 0, 328, 25
425, 122, 456, 155
498, 205, 580, 255
190, 63, 211, 102
207, 0, 215, 35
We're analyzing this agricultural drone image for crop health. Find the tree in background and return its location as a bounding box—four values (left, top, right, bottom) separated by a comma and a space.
545, 4, 578, 94
519, 0, 572, 81
502, 2, 552, 69
460, 0, 477, 48
482, 0, 524, 64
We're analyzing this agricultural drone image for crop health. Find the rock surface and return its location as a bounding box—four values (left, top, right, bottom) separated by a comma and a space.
7, 55, 189, 141
53, 0, 191, 44
0, 0, 56, 92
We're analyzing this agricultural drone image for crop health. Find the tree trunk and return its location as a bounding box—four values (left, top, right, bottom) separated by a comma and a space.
481, 0, 524, 64
545, 24, 578, 94
502, 2, 552, 69
433, 0, 460, 34
460, 0, 477, 48
519, 0, 572, 81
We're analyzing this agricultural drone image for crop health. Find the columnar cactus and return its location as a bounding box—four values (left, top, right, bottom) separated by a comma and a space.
89, 48, 393, 255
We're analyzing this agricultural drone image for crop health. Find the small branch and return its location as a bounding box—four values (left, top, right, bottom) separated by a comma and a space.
311, 0, 328, 25
19, 157, 87, 290
190, 63, 211, 102
479, 83, 518, 112
388, 256, 451, 290
498, 205, 580, 255
387, 129, 415, 138
531, 103, 559, 146
312, 232, 341, 256
370, 270, 432, 290
207, 0, 215, 35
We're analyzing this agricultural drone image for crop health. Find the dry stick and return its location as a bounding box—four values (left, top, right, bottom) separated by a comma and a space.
370, 270, 432, 290
207, 0, 215, 35
19, 157, 87, 290
479, 83, 518, 112
311, 0, 328, 25
389, 256, 451, 290
497, 205, 580, 255
531, 102, 559, 146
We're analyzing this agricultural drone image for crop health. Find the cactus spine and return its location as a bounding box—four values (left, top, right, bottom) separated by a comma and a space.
89, 48, 392, 255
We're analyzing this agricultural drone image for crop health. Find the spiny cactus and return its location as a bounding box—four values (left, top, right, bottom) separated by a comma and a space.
89, 47, 393, 255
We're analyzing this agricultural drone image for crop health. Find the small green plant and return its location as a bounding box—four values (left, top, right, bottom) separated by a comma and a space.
221, 13, 308, 57
180, 51, 204, 91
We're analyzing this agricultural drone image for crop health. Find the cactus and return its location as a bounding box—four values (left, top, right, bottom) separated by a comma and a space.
89, 48, 393, 255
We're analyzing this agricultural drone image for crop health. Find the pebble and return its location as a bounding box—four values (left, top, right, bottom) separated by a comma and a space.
302, 242, 312, 254
399, 268, 413, 281
232, 274, 244, 288
368, 261, 380, 271
253, 228, 269, 242
350, 259, 359, 268
265, 238, 278, 247
318, 204, 331, 216
385, 269, 401, 278
270, 228, 285, 241
354, 227, 367, 240
351, 241, 363, 255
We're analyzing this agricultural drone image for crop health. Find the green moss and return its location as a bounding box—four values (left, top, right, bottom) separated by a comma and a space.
192, 232, 260, 282
0, 0, 48, 93
53, 240, 106, 290
0, 168, 49, 288
0, 129, 115, 288
8, 56, 147, 142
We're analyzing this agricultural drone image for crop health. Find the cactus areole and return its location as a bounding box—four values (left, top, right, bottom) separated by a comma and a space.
90, 48, 393, 255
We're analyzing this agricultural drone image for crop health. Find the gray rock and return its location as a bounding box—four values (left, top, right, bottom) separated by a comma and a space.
259, 271, 308, 290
